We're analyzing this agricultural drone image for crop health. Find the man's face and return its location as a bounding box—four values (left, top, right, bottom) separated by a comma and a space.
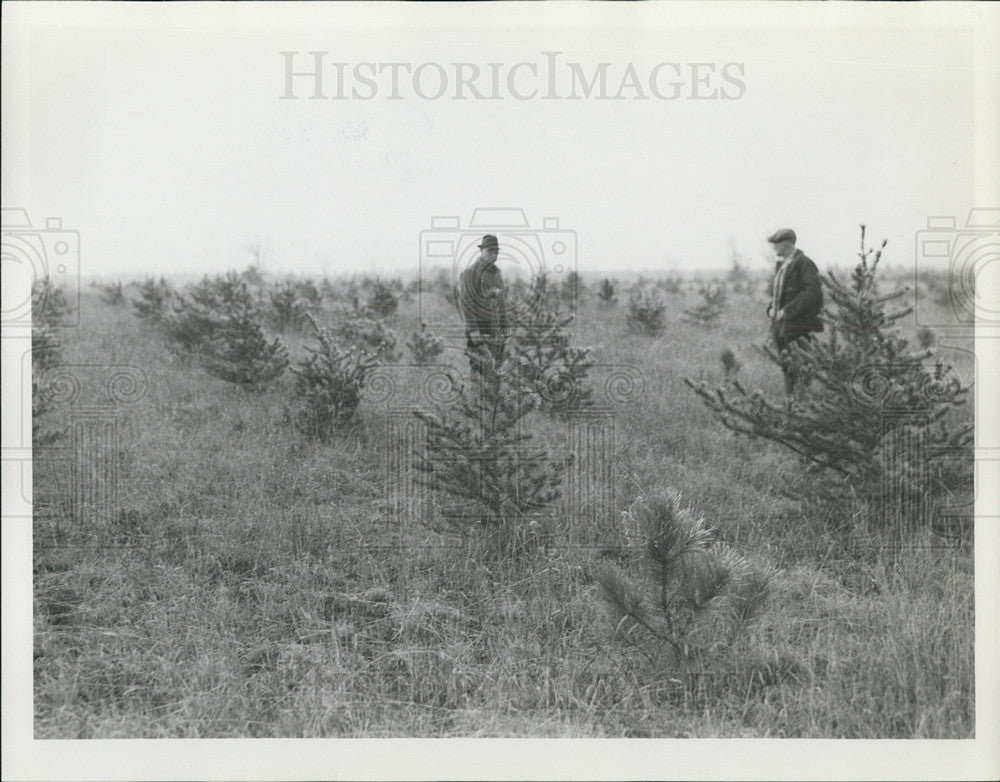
480, 246, 499, 264
774, 240, 794, 260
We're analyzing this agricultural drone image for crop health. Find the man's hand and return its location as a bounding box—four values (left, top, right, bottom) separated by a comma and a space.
775, 309, 787, 322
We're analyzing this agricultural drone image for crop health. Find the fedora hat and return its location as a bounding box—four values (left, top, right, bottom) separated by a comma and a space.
477, 234, 499, 250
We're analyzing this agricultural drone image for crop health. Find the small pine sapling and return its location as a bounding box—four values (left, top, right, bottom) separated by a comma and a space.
414, 341, 564, 563
626, 288, 667, 336
204, 311, 288, 386
98, 281, 125, 306
32, 277, 73, 330
682, 282, 727, 326
167, 272, 288, 386
269, 279, 311, 332
291, 314, 382, 439
367, 278, 399, 319
597, 278, 617, 307
333, 309, 400, 362
560, 270, 584, 308
720, 347, 741, 382
406, 322, 446, 365
596, 491, 770, 669
132, 277, 174, 323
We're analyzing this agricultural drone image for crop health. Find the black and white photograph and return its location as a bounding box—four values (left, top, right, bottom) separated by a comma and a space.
2, 1, 999, 780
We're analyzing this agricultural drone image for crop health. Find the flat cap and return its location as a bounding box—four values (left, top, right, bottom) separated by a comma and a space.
767, 228, 796, 244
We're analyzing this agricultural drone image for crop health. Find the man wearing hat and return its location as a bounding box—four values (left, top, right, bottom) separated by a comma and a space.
766, 228, 823, 395
457, 234, 509, 362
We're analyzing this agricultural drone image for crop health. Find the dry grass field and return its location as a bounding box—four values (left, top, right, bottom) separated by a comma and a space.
31, 269, 975, 738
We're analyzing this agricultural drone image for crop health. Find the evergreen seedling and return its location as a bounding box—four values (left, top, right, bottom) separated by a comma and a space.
367, 278, 399, 319
98, 281, 125, 306
291, 314, 381, 439
414, 341, 563, 563
132, 277, 174, 323
682, 282, 727, 326
626, 288, 667, 336
597, 278, 617, 307
406, 322, 446, 365
596, 491, 770, 669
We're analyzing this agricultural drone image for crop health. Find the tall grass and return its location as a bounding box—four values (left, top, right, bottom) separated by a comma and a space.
32, 281, 974, 737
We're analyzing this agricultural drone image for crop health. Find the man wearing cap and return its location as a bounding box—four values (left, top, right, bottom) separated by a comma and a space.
766, 228, 823, 395
457, 234, 509, 362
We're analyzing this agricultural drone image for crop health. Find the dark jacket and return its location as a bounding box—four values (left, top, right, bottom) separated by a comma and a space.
458, 260, 508, 336
768, 249, 823, 339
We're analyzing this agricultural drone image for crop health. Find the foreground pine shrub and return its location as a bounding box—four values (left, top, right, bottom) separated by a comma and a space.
414, 342, 563, 563
596, 491, 770, 669
291, 315, 381, 439
685, 227, 974, 536
626, 288, 667, 336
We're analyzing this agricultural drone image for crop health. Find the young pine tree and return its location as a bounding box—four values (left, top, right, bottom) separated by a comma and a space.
291, 314, 381, 439
367, 278, 399, 319
682, 282, 727, 326
597, 278, 617, 307
414, 341, 564, 562
168, 272, 288, 385
596, 491, 770, 669
406, 322, 446, 365
685, 226, 973, 534
269, 279, 311, 332
203, 303, 289, 386
626, 288, 667, 336
98, 280, 125, 306
132, 277, 174, 323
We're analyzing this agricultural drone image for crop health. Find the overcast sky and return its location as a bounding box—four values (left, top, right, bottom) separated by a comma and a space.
2, 3, 994, 283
